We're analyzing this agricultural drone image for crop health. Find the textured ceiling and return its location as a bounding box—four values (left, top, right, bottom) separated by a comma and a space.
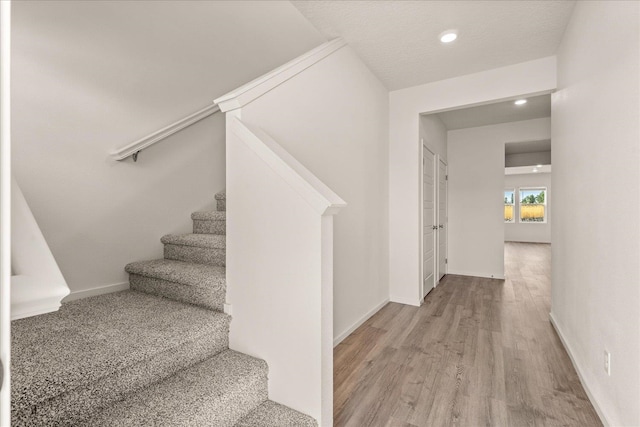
291, 1, 575, 90
505, 139, 551, 155
435, 94, 551, 130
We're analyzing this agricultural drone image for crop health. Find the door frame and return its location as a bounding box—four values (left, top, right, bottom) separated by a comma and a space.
419, 140, 436, 301
436, 158, 448, 283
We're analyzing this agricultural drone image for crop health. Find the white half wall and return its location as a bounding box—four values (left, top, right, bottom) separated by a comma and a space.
11, 1, 324, 294
447, 118, 551, 279
225, 116, 344, 425
237, 45, 390, 347
504, 172, 551, 243
11, 178, 70, 319
551, 2, 640, 426
389, 57, 556, 305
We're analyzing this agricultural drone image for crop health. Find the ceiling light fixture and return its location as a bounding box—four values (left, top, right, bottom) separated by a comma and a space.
514, 99, 527, 106
533, 168, 538, 173
536, 164, 543, 167
439, 30, 458, 43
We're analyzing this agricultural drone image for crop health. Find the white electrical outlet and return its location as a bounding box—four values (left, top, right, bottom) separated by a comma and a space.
604, 350, 611, 375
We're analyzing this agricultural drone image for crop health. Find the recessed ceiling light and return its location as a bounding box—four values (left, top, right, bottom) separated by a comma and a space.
536, 164, 543, 168
439, 30, 458, 43
533, 168, 538, 173
514, 99, 527, 106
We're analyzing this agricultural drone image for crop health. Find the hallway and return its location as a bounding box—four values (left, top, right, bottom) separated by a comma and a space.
334, 243, 601, 426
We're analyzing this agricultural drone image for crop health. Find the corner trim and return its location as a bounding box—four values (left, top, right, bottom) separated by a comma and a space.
63, 281, 130, 302
214, 38, 347, 112
549, 312, 610, 427
333, 299, 389, 347
229, 117, 346, 216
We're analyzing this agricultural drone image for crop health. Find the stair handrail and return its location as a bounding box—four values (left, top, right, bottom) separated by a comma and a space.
110, 104, 220, 162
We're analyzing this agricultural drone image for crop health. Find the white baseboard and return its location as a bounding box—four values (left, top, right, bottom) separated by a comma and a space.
446, 270, 505, 280
505, 239, 551, 244
389, 295, 421, 307
549, 312, 610, 427
63, 281, 130, 302
333, 298, 389, 347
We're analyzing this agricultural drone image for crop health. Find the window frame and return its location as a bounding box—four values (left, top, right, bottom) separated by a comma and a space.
518, 186, 547, 224
504, 188, 515, 224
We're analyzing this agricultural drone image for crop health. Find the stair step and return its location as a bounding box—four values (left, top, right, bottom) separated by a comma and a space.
161, 233, 225, 249
162, 234, 225, 266
236, 400, 318, 427
215, 190, 226, 212
11, 290, 230, 426
126, 259, 225, 310
192, 211, 226, 221
86, 350, 268, 427
192, 210, 226, 235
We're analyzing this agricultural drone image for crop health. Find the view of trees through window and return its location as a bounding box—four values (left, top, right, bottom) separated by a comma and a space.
519, 188, 546, 222
504, 190, 514, 223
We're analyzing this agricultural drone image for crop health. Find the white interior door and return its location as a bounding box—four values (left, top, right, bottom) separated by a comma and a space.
422, 145, 436, 298
437, 159, 447, 281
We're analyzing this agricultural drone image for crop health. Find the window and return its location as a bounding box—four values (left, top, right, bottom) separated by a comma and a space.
519, 187, 546, 223
504, 189, 515, 223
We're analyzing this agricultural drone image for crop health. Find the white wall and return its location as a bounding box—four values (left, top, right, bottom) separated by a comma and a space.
239, 46, 389, 346
419, 114, 447, 161
551, 2, 640, 426
389, 57, 556, 305
447, 118, 550, 279
504, 172, 551, 243
505, 151, 551, 167
12, 1, 324, 294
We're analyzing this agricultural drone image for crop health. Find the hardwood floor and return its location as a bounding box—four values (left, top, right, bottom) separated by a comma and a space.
334, 242, 601, 426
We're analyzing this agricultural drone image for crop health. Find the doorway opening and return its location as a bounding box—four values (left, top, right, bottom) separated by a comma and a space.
420, 93, 552, 302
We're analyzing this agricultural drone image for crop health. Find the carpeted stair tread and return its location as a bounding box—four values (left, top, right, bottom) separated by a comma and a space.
235, 400, 318, 427
161, 233, 225, 249
125, 259, 225, 288
87, 350, 267, 427
215, 190, 226, 200
192, 210, 226, 221
11, 290, 230, 425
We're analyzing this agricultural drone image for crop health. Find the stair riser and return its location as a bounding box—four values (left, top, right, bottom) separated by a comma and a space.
87, 351, 268, 426
164, 244, 225, 266
129, 274, 225, 311
12, 321, 230, 426
217, 199, 226, 212
177, 372, 268, 427
98, 372, 269, 427
193, 219, 226, 235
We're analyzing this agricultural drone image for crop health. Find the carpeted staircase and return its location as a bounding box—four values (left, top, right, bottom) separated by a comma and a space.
11, 190, 317, 426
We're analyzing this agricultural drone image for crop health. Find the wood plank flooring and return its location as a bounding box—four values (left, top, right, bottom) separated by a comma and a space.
334, 242, 601, 426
